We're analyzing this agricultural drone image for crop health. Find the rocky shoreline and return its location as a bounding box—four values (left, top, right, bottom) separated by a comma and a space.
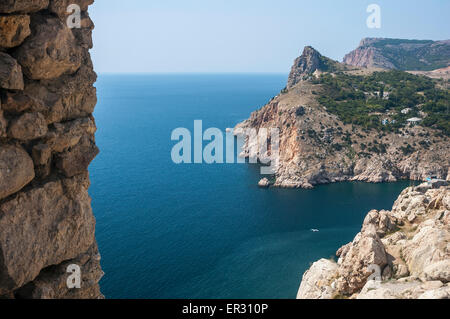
297, 181, 449, 299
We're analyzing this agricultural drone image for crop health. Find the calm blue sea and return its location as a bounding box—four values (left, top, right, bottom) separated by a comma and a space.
90, 74, 410, 299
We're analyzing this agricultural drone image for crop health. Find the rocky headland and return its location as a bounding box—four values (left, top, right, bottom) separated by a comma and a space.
0, 0, 102, 299
297, 181, 449, 299
235, 46, 449, 189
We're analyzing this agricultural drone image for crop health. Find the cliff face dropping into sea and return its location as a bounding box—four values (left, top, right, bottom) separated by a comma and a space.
0, 0, 103, 299
235, 46, 450, 189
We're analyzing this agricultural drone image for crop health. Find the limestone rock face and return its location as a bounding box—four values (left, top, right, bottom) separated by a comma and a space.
0, 145, 35, 200
0, 52, 24, 90
0, 0, 49, 14
343, 45, 395, 70
297, 259, 338, 299
0, 15, 31, 48
335, 226, 388, 295
0, 1, 101, 299
14, 14, 82, 80
418, 285, 450, 299
423, 260, 450, 283
361, 209, 397, 238
297, 183, 450, 299
356, 279, 450, 299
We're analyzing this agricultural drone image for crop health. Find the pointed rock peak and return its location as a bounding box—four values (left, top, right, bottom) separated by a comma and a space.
287, 46, 338, 89
302, 46, 322, 57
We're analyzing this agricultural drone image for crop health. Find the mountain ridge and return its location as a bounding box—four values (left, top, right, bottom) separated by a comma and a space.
343, 37, 450, 71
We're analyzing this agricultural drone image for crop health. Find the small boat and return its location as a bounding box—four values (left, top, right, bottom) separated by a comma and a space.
311, 229, 319, 232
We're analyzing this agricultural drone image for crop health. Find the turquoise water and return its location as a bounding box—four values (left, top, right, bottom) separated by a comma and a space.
90, 74, 410, 299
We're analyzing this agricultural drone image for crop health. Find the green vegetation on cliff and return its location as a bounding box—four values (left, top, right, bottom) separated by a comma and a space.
314, 70, 450, 135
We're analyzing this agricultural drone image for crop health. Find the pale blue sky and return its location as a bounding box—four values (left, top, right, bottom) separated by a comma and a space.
90, 0, 450, 73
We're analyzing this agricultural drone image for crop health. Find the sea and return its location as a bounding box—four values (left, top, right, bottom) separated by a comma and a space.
89, 74, 410, 298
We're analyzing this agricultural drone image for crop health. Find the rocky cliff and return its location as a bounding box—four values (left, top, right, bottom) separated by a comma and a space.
287, 46, 344, 89
235, 46, 449, 189
0, 0, 103, 299
343, 38, 450, 71
297, 181, 450, 299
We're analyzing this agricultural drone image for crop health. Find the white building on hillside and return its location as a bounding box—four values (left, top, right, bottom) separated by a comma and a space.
407, 117, 422, 126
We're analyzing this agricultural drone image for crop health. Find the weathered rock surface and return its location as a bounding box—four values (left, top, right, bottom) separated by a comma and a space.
0, 91, 33, 114
14, 243, 104, 299
0, 15, 31, 48
297, 183, 450, 299
0, 0, 49, 14
45, 117, 96, 152
49, 0, 94, 17
8, 112, 48, 140
22, 63, 97, 123
335, 225, 388, 295
0, 52, 24, 90
297, 259, 338, 299
0, 174, 95, 294
32, 143, 51, 166
0, 0, 101, 299
56, 135, 99, 177
14, 14, 82, 80
71, 11, 95, 49
356, 278, 450, 299
0, 145, 35, 200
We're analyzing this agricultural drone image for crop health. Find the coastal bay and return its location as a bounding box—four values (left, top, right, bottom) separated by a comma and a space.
90, 74, 411, 298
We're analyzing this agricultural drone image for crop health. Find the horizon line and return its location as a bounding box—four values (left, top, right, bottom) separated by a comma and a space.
96, 71, 290, 75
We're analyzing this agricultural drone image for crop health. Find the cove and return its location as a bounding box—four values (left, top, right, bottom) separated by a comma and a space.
89, 74, 412, 298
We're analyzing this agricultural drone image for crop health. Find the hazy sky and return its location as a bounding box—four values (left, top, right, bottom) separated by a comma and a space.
90, 0, 450, 73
